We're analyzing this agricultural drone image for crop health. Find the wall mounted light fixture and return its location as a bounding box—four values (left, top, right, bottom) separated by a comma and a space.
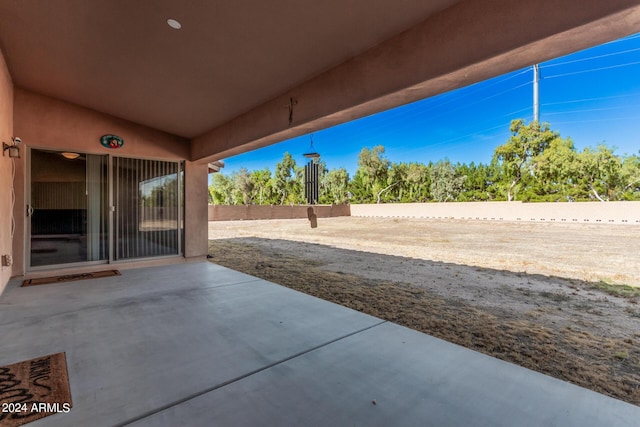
2, 137, 21, 158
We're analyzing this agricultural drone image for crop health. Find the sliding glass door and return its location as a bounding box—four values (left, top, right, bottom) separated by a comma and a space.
28, 149, 184, 269
113, 157, 183, 260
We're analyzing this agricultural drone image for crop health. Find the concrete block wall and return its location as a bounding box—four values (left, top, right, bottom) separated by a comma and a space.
209, 204, 350, 221
349, 202, 640, 224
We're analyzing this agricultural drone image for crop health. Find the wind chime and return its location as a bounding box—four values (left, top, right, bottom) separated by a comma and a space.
303, 134, 320, 205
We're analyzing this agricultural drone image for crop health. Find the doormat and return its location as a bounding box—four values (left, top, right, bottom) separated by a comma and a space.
0, 352, 73, 426
21, 270, 121, 287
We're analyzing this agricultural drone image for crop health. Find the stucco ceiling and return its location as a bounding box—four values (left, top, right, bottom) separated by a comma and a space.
0, 0, 461, 138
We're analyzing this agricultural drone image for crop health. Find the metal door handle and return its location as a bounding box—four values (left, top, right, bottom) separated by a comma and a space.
26, 205, 34, 217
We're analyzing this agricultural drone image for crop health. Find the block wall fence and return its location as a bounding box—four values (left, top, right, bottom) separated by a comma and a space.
209, 202, 640, 224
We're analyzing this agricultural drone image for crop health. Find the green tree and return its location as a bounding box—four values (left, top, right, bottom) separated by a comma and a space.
274, 152, 298, 204
430, 160, 465, 202
378, 162, 407, 203
144, 177, 178, 207
321, 167, 350, 204
457, 162, 493, 201
347, 170, 369, 203
493, 120, 559, 201
235, 167, 254, 205
291, 163, 306, 204
619, 153, 640, 200
355, 146, 390, 203
209, 173, 236, 205
405, 162, 431, 202
250, 168, 275, 205
530, 137, 579, 201
576, 145, 622, 202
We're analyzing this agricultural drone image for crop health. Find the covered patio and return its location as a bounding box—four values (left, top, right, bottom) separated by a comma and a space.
1, 262, 638, 426
2, 2, 640, 425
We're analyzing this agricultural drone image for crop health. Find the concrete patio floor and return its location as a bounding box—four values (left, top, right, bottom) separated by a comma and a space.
1, 262, 638, 426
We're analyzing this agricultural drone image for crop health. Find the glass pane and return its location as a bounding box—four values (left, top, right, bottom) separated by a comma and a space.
114, 157, 181, 260
30, 150, 108, 267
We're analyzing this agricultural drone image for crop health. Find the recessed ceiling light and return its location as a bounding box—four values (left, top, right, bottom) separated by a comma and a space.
167, 18, 182, 30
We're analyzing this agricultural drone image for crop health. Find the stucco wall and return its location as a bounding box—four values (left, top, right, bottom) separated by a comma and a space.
0, 47, 13, 293
12, 90, 208, 275
185, 162, 209, 258
209, 204, 351, 221
350, 202, 640, 224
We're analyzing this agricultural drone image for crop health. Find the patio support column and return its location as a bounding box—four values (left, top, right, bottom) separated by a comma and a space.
184, 161, 209, 259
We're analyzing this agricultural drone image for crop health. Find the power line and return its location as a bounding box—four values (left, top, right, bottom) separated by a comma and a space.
336, 76, 533, 142
419, 122, 511, 151
544, 105, 640, 117
544, 61, 640, 79
540, 47, 640, 69
551, 116, 639, 125
541, 92, 640, 107
501, 106, 531, 118
392, 68, 532, 119
602, 33, 640, 46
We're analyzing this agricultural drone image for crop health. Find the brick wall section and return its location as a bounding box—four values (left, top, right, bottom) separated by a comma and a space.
209, 204, 350, 221
349, 202, 640, 225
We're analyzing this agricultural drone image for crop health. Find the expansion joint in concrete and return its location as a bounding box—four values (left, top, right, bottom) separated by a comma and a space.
117, 319, 388, 426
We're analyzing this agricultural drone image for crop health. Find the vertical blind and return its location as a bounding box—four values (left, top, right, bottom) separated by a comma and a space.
114, 157, 183, 260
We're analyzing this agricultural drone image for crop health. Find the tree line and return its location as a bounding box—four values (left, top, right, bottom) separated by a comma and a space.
209, 119, 640, 205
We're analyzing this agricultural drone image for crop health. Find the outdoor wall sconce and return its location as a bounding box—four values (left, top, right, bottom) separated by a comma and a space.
2, 137, 21, 158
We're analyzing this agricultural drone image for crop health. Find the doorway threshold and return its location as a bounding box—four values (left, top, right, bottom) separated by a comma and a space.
21, 255, 202, 281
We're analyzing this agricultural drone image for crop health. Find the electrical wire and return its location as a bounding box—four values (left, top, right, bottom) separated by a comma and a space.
601, 33, 640, 46
551, 116, 639, 126
541, 92, 640, 107
544, 105, 640, 117
408, 69, 532, 119
10, 157, 15, 242
543, 61, 640, 79
501, 106, 532, 118
540, 47, 640, 69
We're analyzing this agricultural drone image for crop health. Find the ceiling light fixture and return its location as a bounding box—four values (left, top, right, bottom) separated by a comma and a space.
61, 152, 80, 160
167, 18, 182, 30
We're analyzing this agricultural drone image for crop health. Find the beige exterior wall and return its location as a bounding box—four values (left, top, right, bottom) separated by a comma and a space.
350, 202, 640, 225
0, 47, 14, 294
209, 204, 351, 221
11, 90, 208, 276
14, 89, 190, 159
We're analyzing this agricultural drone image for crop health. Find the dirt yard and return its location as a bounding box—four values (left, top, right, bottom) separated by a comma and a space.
208, 217, 640, 406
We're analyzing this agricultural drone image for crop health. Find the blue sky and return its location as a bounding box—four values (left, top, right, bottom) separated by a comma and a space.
218, 33, 640, 178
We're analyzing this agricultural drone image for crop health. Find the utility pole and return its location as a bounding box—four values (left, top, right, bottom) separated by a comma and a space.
533, 64, 540, 122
